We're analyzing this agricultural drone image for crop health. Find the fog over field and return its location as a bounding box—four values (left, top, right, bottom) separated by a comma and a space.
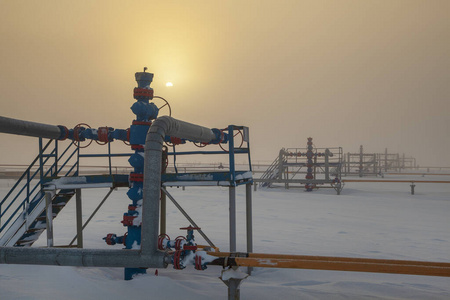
0, 1, 449, 167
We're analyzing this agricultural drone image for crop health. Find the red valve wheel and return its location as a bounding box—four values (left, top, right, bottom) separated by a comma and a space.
179, 226, 201, 231
72, 123, 93, 149
219, 129, 244, 153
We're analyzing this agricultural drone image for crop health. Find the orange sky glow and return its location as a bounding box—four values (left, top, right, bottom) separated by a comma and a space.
0, 1, 449, 167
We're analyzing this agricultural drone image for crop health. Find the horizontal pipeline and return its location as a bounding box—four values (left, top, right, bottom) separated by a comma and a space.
342, 180, 450, 184
0, 247, 167, 268
206, 252, 450, 277
385, 173, 450, 176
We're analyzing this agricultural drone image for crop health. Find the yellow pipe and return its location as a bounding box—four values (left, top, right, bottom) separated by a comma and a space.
342, 179, 450, 183
207, 252, 447, 266
233, 257, 450, 277
206, 252, 450, 277
386, 173, 450, 176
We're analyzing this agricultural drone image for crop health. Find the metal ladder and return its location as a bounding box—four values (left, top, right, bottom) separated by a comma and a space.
0, 139, 78, 246
259, 155, 282, 187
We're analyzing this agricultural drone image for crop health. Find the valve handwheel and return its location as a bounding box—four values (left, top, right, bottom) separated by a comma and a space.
72, 123, 94, 148
219, 129, 244, 153
153, 96, 172, 117
179, 226, 201, 231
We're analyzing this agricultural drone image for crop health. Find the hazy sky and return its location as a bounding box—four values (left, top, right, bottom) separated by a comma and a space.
0, 1, 449, 167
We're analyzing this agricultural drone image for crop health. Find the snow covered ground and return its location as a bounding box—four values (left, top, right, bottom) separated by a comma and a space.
0, 175, 449, 299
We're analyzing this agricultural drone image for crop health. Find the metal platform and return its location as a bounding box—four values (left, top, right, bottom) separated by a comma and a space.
162, 171, 253, 187
41, 171, 253, 190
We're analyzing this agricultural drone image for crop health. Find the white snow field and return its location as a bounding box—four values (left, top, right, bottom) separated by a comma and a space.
0, 174, 449, 299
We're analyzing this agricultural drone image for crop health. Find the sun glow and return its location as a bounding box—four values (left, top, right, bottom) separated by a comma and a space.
166, 82, 173, 87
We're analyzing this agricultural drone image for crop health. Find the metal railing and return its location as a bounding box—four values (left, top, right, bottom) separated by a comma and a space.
0, 139, 78, 233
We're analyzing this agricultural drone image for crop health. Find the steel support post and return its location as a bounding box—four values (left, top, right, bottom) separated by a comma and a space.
314, 155, 317, 179
277, 150, 283, 180
160, 191, 166, 235
220, 267, 248, 300
229, 186, 236, 252
374, 154, 377, 175
347, 152, 350, 175
410, 183, 416, 195
69, 188, 114, 246
39, 138, 44, 180
75, 189, 83, 248
385, 148, 388, 172
359, 145, 363, 177
246, 183, 253, 275
54, 140, 58, 176
324, 149, 330, 181
336, 183, 342, 195
45, 192, 53, 247
223, 278, 243, 300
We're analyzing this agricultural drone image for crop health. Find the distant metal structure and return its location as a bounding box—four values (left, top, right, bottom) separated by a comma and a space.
343, 146, 417, 177
343, 145, 378, 177
256, 137, 343, 194
377, 149, 417, 173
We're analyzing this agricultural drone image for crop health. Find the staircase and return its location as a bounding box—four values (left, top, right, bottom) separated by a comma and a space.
259, 154, 283, 188
0, 139, 79, 247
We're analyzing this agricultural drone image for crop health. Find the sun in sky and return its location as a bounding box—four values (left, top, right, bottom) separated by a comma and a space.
166, 82, 173, 87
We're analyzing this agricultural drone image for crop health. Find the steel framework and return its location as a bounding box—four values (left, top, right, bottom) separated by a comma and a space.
256, 138, 343, 194
343, 146, 417, 177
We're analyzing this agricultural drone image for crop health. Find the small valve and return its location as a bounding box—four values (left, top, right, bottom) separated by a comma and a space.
104, 233, 117, 245
103, 233, 127, 246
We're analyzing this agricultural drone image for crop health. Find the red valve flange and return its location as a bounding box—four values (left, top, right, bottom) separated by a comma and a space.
173, 251, 183, 270
121, 215, 136, 226
129, 173, 144, 182
133, 87, 154, 98
174, 236, 186, 251
157, 234, 170, 250
195, 254, 203, 270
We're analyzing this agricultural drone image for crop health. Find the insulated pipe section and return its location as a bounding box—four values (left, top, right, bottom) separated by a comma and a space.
0, 116, 67, 140
0, 247, 165, 268
142, 116, 217, 255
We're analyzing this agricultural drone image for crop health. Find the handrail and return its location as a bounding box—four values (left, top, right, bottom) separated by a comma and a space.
0, 139, 53, 206
259, 156, 279, 180
57, 145, 79, 176
0, 139, 78, 234
0, 148, 56, 219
